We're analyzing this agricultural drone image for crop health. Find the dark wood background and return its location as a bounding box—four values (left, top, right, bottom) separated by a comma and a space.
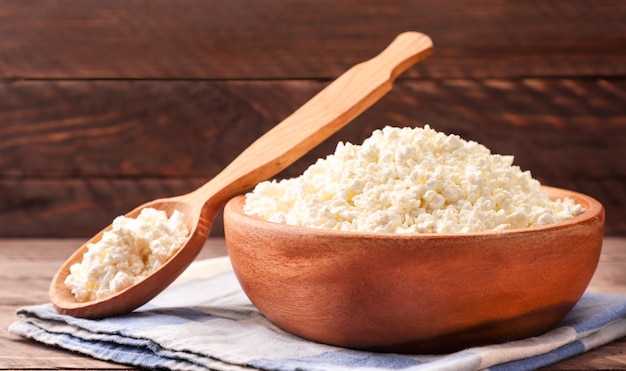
1, 0, 625, 238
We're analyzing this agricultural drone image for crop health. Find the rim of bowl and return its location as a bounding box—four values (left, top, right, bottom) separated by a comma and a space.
225, 185, 604, 240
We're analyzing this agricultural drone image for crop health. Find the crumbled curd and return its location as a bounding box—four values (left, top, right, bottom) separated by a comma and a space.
65, 207, 189, 302
244, 125, 584, 233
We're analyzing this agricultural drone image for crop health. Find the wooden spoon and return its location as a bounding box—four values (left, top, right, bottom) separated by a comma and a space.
49, 31, 434, 318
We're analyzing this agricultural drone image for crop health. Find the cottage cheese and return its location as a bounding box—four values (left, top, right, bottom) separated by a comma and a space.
65, 207, 189, 302
244, 125, 584, 233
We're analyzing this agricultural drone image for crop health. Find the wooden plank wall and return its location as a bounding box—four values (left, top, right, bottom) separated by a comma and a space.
1, 0, 625, 237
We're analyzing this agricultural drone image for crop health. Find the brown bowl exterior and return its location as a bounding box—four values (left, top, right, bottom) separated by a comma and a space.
223, 186, 604, 353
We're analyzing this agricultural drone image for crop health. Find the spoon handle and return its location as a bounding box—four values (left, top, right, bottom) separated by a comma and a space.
200, 31, 433, 205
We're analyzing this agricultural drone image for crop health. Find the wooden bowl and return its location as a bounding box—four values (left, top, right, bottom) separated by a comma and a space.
223, 186, 605, 353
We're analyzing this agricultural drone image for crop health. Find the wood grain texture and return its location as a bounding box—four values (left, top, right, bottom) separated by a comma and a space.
0, 0, 625, 79
1, 78, 624, 236
0, 1, 625, 237
2, 79, 625, 179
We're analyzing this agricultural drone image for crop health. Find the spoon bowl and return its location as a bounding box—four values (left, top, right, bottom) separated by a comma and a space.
49, 198, 209, 318
49, 31, 434, 318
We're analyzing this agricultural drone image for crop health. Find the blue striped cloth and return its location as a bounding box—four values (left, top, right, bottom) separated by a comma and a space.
10, 257, 626, 371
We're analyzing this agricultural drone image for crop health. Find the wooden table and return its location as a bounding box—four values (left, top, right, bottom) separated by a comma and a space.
1, 238, 625, 370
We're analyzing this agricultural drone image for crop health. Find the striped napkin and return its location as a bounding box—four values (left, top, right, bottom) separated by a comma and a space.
10, 257, 626, 371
